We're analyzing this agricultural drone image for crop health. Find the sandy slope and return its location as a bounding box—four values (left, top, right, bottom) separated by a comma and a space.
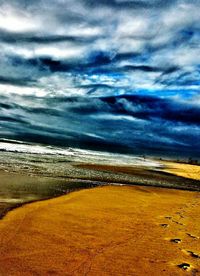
0, 185, 200, 275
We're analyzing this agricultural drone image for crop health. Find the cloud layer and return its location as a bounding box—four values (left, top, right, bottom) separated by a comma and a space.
0, 0, 200, 157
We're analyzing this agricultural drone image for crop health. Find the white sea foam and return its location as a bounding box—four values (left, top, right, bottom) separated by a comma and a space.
0, 140, 162, 168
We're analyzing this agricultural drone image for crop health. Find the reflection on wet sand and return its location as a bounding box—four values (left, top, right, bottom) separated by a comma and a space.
0, 171, 98, 218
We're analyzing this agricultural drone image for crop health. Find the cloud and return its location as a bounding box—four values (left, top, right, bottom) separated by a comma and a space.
0, 0, 200, 157
0, 93, 200, 157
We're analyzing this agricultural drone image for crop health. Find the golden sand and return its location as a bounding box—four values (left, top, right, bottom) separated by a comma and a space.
162, 161, 200, 180
0, 185, 200, 275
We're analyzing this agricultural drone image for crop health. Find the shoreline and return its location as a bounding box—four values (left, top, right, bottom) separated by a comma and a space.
0, 176, 199, 221
0, 171, 100, 219
0, 184, 99, 220
1, 160, 200, 219
1, 180, 199, 219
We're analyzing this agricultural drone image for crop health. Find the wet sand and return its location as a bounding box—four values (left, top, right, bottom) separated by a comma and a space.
75, 162, 200, 190
0, 171, 98, 218
0, 185, 200, 275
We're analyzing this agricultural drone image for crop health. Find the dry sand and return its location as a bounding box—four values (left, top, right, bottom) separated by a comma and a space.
162, 161, 200, 181
0, 184, 200, 275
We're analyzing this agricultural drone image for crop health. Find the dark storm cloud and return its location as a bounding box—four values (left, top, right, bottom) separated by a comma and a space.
156, 69, 200, 87
101, 95, 200, 126
6, 52, 179, 79
82, 0, 177, 9
0, 0, 200, 157
0, 29, 97, 44
0, 75, 36, 87
0, 94, 200, 157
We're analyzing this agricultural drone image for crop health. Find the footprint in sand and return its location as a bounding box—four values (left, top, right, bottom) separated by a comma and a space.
170, 238, 182, 244
177, 263, 191, 271
160, 223, 169, 228
175, 212, 184, 218
187, 233, 199, 239
187, 251, 200, 259
177, 263, 199, 275
182, 249, 200, 259
165, 216, 172, 220
171, 219, 184, 226
164, 215, 184, 226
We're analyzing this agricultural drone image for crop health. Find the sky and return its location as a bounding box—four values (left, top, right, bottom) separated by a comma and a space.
0, 0, 200, 158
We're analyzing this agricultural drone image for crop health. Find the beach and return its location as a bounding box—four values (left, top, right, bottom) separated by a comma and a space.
161, 161, 200, 181
1, 0, 200, 274
1, 156, 200, 219
0, 178, 200, 274
0, 159, 200, 275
